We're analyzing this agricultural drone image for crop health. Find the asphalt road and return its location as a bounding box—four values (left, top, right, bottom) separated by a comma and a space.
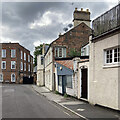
2, 84, 82, 119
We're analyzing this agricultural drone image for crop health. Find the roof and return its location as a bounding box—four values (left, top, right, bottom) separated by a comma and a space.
56, 60, 73, 70
44, 22, 92, 56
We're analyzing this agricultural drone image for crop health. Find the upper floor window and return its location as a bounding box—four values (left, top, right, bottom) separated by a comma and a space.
41, 57, 44, 65
55, 47, 66, 58
1, 61, 6, 69
105, 46, 120, 64
28, 55, 30, 62
11, 61, 16, 69
21, 62, 23, 71
11, 49, 16, 58
24, 63, 26, 71
21, 51, 23, 59
28, 64, 30, 71
2, 49, 6, 58
24, 53, 26, 61
0, 74, 3, 82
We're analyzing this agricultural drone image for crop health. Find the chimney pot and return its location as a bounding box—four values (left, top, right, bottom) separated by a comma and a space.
75, 7, 77, 11
86, 9, 89, 12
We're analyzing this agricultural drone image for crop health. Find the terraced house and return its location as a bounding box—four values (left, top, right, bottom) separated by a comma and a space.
0, 43, 33, 83
43, 8, 92, 91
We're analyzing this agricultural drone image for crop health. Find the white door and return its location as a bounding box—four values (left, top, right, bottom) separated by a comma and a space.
11, 73, 16, 82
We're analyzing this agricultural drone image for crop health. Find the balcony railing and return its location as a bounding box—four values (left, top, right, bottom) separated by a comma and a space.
92, 4, 120, 37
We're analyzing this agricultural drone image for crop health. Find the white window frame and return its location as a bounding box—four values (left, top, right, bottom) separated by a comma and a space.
28, 64, 30, 71
21, 62, 23, 71
28, 55, 30, 62
11, 73, 16, 82
1, 61, 6, 69
2, 49, 6, 58
11, 49, 16, 58
104, 46, 120, 65
55, 47, 66, 58
21, 51, 23, 59
24, 63, 26, 71
24, 52, 26, 61
11, 61, 16, 69
0, 74, 3, 82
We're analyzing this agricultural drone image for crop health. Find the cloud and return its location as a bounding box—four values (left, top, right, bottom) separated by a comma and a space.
1, 2, 118, 56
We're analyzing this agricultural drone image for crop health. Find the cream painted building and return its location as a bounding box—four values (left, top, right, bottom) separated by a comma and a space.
37, 55, 44, 86
89, 4, 120, 110
44, 47, 53, 91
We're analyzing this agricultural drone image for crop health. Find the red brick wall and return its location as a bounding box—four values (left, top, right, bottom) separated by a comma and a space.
1, 43, 33, 83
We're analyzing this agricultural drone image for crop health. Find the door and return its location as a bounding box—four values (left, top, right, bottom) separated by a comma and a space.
81, 68, 88, 99
62, 76, 66, 95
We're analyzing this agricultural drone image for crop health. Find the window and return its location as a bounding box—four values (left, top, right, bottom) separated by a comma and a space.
2, 49, 6, 58
105, 46, 120, 64
58, 75, 62, 86
28, 55, 30, 62
24, 53, 26, 61
24, 63, 26, 71
21, 51, 23, 59
1, 61, 6, 69
11, 49, 16, 58
11, 73, 16, 82
21, 62, 23, 70
11, 61, 16, 69
28, 64, 30, 71
41, 57, 44, 65
55, 47, 66, 58
66, 75, 72, 88
0, 74, 3, 82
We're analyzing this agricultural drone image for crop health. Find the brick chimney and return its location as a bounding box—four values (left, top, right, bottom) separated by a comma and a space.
73, 7, 91, 27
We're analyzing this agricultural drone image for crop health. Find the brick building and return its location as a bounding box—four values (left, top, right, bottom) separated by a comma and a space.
0, 43, 33, 83
37, 8, 92, 90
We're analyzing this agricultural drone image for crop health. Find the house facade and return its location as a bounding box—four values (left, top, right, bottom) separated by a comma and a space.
44, 8, 91, 91
0, 43, 33, 83
55, 58, 74, 96
89, 4, 120, 110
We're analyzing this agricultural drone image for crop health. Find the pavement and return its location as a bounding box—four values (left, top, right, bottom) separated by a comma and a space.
32, 85, 120, 120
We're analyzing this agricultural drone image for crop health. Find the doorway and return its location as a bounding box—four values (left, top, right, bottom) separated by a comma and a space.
81, 68, 88, 99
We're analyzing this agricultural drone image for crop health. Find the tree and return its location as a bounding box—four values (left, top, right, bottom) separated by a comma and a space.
68, 48, 81, 57
33, 44, 43, 67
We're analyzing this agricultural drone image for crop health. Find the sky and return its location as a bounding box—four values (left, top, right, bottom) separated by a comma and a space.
0, 1, 119, 56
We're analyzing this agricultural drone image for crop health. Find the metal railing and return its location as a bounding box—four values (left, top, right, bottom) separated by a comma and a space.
92, 4, 120, 37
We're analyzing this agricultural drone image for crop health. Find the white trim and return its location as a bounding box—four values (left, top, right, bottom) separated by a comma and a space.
1, 61, 6, 69
11, 61, 16, 69
2, 49, 6, 58
11, 73, 16, 82
0, 73, 3, 82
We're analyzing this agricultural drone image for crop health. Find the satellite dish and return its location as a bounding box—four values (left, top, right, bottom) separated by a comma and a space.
68, 24, 73, 28
63, 27, 68, 32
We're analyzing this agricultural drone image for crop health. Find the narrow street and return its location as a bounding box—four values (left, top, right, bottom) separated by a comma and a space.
2, 84, 82, 119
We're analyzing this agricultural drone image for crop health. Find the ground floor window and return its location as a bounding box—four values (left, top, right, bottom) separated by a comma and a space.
11, 73, 16, 82
66, 75, 72, 88
58, 75, 62, 86
0, 74, 3, 82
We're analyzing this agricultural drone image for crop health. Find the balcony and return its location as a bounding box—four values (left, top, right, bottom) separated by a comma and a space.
92, 4, 120, 37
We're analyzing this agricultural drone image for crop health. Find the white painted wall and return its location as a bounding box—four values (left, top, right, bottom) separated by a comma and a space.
89, 33, 120, 110
78, 61, 89, 99
45, 47, 53, 91
37, 55, 44, 86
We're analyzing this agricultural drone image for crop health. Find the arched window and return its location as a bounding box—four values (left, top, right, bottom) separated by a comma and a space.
11, 73, 16, 82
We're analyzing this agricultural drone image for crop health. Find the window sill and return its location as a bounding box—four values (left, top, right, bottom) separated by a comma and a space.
103, 64, 120, 68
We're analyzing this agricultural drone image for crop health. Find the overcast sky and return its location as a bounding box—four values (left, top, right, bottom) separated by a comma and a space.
1, 1, 118, 55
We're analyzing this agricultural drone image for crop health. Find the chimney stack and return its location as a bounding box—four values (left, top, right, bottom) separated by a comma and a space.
73, 8, 91, 27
